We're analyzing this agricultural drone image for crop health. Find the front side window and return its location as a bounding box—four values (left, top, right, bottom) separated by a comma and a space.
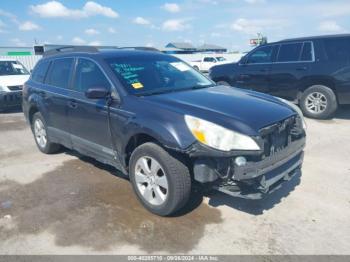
32, 60, 50, 83
46, 58, 73, 89
277, 43, 303, 62
73, 58, 111, 93
203, 57, 215, 62
0, 61, 29, 76
106, 54, 214, 96
247, 46, 273, 64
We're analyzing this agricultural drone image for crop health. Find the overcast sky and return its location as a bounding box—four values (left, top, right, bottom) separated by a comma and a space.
0, 0, 349, 51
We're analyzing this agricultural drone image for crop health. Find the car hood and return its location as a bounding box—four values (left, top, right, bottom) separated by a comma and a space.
143, 85, 296, 136
0, 75, 30, 87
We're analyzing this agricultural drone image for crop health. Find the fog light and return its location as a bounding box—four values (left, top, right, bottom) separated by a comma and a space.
235, 156, 247, 167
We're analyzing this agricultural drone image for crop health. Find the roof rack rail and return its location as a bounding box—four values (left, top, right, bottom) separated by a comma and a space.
117, 46, 160, 52
43, 46, 98, 57
43, 45, 160, 57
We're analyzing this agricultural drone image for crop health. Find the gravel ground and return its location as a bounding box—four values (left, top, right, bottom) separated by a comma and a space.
0, 107, 349, 255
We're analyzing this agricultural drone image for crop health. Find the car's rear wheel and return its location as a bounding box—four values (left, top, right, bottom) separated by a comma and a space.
193, 66, 199, 71
32, 112, 61, 154
300, 85, 338, 119
129, 142, 191, 216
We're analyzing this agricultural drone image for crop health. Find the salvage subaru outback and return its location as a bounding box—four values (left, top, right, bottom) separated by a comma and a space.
23, 46, 306, 216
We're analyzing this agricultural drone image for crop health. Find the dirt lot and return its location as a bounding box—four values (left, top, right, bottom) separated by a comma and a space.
0, 108, 349, 255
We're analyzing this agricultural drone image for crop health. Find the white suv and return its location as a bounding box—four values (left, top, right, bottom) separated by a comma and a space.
0, 59, 30, 111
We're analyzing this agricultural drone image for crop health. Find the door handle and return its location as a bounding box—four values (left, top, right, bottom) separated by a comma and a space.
296, 66, 307, 71
239, 74, 250, 79
68, 100, 78, 109
259, 68, 269, 72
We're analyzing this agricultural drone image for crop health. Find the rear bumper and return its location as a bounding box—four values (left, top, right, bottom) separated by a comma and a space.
0, 91, 22, 109
193, 138, 305, 199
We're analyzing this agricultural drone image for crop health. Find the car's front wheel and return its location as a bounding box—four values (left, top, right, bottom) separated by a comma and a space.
129, 142, 191, 216
300, 85, 338, 119
32, 112, 61, 154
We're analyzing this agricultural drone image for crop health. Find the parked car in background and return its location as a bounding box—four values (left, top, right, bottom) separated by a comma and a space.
23, 46, 306, 216
209, 34, 350, 119
190, 56, 229, 72
0, 59, 30, 111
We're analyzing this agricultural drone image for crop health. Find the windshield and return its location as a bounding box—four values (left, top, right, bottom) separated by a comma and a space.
216, 57, 226, 61
0, 61, 29, 76
106, 54, 214, 95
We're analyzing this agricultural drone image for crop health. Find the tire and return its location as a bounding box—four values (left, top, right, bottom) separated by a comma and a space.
300, 85, 338, 119
193, 66, 199, 71
217, 80, 230, 86
31, 112, 61, 154
129, 142, 191, 216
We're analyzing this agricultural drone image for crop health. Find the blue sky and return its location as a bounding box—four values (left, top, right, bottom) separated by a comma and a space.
0, 0, 349, 51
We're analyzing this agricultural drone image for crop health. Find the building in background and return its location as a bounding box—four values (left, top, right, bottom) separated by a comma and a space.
164, 42, 197, 54
197, 44, 227, 53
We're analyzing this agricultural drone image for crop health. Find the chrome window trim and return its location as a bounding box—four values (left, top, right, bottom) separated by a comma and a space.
239, 41, 315, 66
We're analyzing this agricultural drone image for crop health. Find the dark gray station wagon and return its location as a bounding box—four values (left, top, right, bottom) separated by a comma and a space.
23, 46, 306, 216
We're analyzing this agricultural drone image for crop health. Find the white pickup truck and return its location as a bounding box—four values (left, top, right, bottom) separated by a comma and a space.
189, 56, 229, 72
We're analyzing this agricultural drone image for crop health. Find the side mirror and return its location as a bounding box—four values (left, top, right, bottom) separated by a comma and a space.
85, 87, 110, 99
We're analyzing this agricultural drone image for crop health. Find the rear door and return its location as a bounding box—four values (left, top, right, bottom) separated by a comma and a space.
43, 57, 74, 146
68, 57, 114, 161
268, 42, 313, 100
235, 45, 276, 93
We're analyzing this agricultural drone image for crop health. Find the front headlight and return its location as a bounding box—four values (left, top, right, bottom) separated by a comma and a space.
276, 98, 307, 130
184, 115, 260, 151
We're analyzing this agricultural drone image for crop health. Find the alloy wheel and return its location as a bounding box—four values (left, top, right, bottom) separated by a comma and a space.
134, 156, 169, 206
305, 92, 328, 114
34, 118, 47, 148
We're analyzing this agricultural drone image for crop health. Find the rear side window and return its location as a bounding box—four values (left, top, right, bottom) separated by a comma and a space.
277, 43, 303, 62
46, 58, 73, 89
324, 38, 350, 62
32, 60, 50, 83
73, 58, 111, 92
300, 42, 313, 61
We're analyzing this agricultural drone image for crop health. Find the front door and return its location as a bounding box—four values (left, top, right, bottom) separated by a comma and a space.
68, 58, 114, 163
236, 45, 276, 93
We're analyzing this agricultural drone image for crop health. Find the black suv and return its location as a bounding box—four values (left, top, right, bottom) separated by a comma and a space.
23, 46, 306, 216
209, 34, 350, 119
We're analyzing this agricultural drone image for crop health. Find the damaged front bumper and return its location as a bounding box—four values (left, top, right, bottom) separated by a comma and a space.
192, 138, 305, 199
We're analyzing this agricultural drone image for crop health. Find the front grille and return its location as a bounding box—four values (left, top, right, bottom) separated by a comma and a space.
260, 116, 304, 158
7, 85, 23, 91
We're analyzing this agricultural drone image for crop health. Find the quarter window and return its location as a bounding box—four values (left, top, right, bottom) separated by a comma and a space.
324, 38, 350, 62
247, 46, 273, 64
73, 58, 111, 93
46, 58, 73, 89
277, 43, 303, 62
32, 60, 50, 83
